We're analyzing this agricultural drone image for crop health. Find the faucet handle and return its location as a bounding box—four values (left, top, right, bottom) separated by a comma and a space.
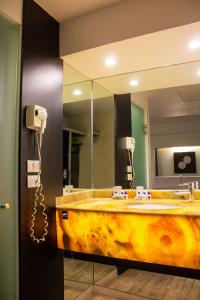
179, 182, 195, 191
179, 181, 198, 189
179, 182, 190, 188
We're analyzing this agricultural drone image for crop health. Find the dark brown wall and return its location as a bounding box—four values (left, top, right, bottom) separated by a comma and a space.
114, 94, 132, 188
19, 1, 64, 299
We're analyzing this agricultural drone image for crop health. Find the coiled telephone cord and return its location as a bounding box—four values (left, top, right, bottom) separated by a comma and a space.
30, 132, 48, 244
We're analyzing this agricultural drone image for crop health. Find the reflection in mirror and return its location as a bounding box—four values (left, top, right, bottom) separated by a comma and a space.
93, 82, 115, 188
148, 84, 200, 189
62, 63, 93, 291
94, 60, 200, 190
92, 84, 149, 189
92, 61, 200, 294
63, 64, 92, 190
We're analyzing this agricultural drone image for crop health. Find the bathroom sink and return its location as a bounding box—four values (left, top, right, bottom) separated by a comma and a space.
125, 203, 184, 210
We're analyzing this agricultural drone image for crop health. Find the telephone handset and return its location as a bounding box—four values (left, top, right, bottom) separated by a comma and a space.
26, 105, 48, 244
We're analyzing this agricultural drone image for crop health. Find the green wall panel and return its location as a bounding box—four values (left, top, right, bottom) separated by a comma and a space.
131, 103, 147, 188
0, 17, 20, 300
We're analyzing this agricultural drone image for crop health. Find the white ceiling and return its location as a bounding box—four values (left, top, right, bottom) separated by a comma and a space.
64, 84, 200, 120
34, 0, 124, 22
142, 85, 200, 120
63, 60, 200, 103
63, 22, 200, 79
63, 63, 89, 85
63, 21, 200, 105
0, 0, 22, 24
63, 80, 112, 103
176, 85, 200, 103
95, 60, 200, 94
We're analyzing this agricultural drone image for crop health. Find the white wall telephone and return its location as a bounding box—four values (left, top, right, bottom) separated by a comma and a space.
124, 137, 136, 189
26, 105, 48, 244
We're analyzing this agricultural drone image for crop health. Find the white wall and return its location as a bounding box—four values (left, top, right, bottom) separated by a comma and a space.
150, 115, 200, 188
0, 0, 22, 24
60, 0, 200, 55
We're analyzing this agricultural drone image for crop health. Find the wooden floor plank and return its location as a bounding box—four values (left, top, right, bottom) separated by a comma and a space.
102, 268, 200, 300
91, 294, 118, 300
64, 258, 93, 283
64, 286, 83, 300
64, 258, 200, 300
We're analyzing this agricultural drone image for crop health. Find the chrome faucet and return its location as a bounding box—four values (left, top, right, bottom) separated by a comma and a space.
178, 181, 198, 202
112, 186, 128, 199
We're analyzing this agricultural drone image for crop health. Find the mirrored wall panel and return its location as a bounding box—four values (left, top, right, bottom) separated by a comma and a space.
62, 63, 94, 288
61, 23, 200, 296
94, 60, 200, 190
93, 82, 115, 188
63, 63, 92, 190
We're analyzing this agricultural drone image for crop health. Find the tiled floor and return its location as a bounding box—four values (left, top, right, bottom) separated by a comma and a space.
64, 258, 200, 300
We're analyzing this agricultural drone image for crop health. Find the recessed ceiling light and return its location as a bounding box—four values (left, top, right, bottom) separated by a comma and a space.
129, 79, 139, 87
188, 39, 200, 50
197, 69, 200, 76
73, 89, 82, 96
104, 55, 116, 67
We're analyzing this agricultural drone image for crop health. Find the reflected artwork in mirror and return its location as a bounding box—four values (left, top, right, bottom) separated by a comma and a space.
174, 151, 196, 174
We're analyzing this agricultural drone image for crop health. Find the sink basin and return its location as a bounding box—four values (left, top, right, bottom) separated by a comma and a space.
125, 203, 184, 210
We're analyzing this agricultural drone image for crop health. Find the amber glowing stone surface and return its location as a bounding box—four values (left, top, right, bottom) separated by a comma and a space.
56, 209, 200, 269
56, 189, 200, 269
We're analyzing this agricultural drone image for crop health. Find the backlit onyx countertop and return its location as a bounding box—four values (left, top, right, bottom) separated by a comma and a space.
56, 189, 200, 216
56, 190, 200, 269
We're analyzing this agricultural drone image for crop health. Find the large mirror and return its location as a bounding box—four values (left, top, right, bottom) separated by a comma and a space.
63, 63, 93, 191
61, 22, 200, 297
62, 63, 94, 292
92, 60, 200, 293
93, 60, 200, 190
93, 82, 115, 188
